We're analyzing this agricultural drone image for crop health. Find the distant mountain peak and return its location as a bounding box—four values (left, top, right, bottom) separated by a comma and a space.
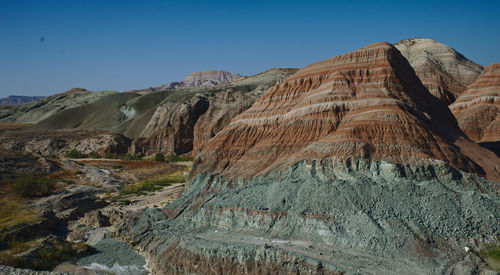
127, 70, 243, 94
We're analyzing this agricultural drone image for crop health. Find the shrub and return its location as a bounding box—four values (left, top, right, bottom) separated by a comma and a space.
104, 152, 117, 159
121, 153, 141, 161
11, 176, 56, 197
88, 151, 100, 159
177, 155, 194, 162
155, 152, 165, 162
166, 153, 194, 162
167, 153, 178, 162
119, 199, 131, 205
65, 149, 87, 159
481, 245, 500, 272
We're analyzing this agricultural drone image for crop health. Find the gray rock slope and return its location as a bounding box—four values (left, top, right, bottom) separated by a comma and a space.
121, 159, 499, 274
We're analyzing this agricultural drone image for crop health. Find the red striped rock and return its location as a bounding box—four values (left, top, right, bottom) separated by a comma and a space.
194, 42, 500, 181
450, 63, 500, 142
395, 38, 483, 104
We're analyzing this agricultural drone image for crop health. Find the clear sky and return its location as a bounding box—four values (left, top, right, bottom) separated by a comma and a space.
1, 0, 499, 97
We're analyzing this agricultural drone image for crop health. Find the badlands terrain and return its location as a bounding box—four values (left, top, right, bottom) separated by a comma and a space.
0, 38, 499, 274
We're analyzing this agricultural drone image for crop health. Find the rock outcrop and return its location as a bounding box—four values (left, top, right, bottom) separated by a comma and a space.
395, 38, 483, 104
0, 129, 131, 157
194, 42, 497, 181
127, 70, 243, 94
178, 70, 242, 88
0, 95, 45, 106
450, 63, 500, 143
0, 88, 116, 123
129, 68, 298, 156
121, 42, 500, 274
130, 95, 210, 156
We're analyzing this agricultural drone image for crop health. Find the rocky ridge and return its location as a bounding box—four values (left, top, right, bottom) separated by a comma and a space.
120, 42, 500, 274
395, 38, 483, 104
450, 63, 500, 143
127, 70, 243, 94
0, 95, 45, 106
0, 130, 131, 157
0, 88, 116, 124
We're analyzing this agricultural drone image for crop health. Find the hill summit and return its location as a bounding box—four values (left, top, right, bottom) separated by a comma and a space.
121, 42, 500, 274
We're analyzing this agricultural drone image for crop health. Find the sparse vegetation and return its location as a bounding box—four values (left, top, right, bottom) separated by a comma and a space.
89, 151, 100, 158
120, 171, 186, 196
155, 152, 166, 162
65, 149, 88, 159
121, 153, 141, 161
481, 245, 500, 272
112, 164, 123, 169
11, 176, 56, 197
166, 153, 194, 162
104, 152, 117, 159
0, 238, 93, 271
120, 199, 131, 205
0, 200, 39, 230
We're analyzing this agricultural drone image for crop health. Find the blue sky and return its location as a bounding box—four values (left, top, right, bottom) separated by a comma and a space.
1, 0, 499, 97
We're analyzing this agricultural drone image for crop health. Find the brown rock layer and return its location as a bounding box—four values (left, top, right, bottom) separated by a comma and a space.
395, 38, 483, 104
194, 42, 499, 181
450, 63, 500, 142
192, 90, 261, 155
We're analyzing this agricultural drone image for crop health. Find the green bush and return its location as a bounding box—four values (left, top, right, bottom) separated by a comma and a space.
119, 199, 131, 205
65, 149, 87, 159
482, 245, 500, 272
11, 176, 56, 197
104, 152, 117, 159
155, 152, 165, 162
177, 155, 194, 162
121, 153, 141, 161
166, 153, 194, 162
167, 153, 178, 162
88, 151, 100, 158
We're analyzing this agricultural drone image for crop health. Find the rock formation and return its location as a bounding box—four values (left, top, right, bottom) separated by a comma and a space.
127, 70, 243, 94
450, 63, 500, 143
129, 68, 297, 156
395, 38, 483, 104
121, 42, 500, 274
0, 130, 131, 157
130, 95, 210, 156
0, 95, 45, 106
178, 70, 242, 88
0, 88, 116, 123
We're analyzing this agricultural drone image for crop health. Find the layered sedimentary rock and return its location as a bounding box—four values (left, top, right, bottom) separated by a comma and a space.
194, 42, 497, 181
121, 42, 500, 274
395, 38, 483, 104
129, 68, 297, 156
450, 63, 500, 143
